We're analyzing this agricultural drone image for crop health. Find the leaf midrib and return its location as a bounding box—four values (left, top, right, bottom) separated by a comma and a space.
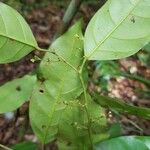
87, 0, 142, 59
0, 9, 37, 50
0, 33, 36, 49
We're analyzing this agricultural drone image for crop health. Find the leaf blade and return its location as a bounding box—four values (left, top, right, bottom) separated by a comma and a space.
84, 0, 150, 60
30, 21, 85, 144
57, 94, 107, 149
0, 2, 38, 63
95, 136, 150, 150
0, 75, 36, 113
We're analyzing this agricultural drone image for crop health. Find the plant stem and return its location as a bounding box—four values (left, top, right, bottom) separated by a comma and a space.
54, 0, 83, 40
79, 75, 93, 148
0, 144, 13, 150
79, 57, 87, 73
79, 58, 93, 149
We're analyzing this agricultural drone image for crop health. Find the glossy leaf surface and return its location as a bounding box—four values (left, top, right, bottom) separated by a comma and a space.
0, 2, 37, 63
30, 22, 85, 144
95, 136, 150, 150
84, 0, 150, 60
0, 75, 36, 113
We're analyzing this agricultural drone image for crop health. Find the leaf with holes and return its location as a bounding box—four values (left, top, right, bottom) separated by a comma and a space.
84, 0, 150, 60
0, 75, 36, 113
29, 21, 86, 143
0, 2, 38, 64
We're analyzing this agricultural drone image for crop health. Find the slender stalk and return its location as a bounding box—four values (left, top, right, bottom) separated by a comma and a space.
79, 59, 93, 149
79, 57, 87, 73
36, 47, 50, 52
79, 75, 93, 148
0, 144, 13, 150
54, 0, 83, 40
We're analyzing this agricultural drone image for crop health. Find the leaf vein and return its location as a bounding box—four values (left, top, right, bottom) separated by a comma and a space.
87, 0, 142, 59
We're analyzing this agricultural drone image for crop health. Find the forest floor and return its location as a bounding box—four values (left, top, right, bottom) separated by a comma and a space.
0, 1, 150, 148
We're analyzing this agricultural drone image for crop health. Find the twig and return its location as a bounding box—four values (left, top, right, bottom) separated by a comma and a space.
53, 0, 83, 40
79, 58, 93, 149
0, 144, 13, 150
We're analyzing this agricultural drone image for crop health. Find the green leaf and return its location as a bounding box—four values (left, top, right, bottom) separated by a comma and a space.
57, 94, 107, 149
144, 42, 150, 52
30, 21, 85, 144
93, 93, 150, 119
84, 0, 150, 60
137, 136, 150, 149
108, 123, 122, 138
95, 136, 150, 150
0, 2, 38, 64
0, 75, 36, 113
11, 142, 37, 150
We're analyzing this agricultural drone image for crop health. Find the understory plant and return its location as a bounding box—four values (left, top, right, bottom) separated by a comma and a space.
0, 0, 150, 149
